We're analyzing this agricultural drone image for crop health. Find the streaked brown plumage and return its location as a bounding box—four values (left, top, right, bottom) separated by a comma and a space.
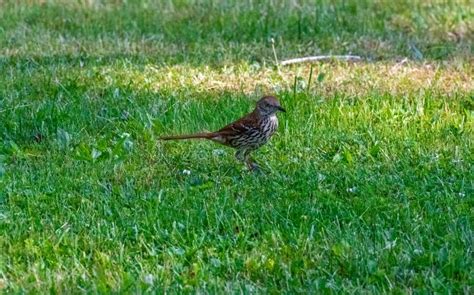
160, 95, 286, 170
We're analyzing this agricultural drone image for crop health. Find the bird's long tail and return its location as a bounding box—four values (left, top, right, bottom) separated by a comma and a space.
159, 132, 215, 140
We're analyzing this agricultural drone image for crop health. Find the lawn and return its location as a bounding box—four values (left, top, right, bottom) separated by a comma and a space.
0, 0, 473, 293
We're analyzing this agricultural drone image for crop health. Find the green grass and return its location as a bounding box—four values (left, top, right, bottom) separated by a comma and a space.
0, 0, 473, 293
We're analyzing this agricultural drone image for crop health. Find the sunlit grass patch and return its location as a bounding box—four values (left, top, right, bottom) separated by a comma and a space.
92, 61, 473, 96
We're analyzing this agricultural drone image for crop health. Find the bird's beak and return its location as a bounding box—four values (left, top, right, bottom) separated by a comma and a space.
277, 106, 286, 112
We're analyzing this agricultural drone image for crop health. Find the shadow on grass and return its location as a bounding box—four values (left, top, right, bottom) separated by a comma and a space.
1, 0, 472, 65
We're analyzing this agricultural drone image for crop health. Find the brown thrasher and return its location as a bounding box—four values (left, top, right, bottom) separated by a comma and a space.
159, 96, 286, 170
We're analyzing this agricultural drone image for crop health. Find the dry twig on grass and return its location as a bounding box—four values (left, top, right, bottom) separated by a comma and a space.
280, 55, 362, 66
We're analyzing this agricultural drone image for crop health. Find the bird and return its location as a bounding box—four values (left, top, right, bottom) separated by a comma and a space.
159, 95, 286, 170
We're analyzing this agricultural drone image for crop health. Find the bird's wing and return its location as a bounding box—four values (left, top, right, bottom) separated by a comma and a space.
215, 112, 259, 137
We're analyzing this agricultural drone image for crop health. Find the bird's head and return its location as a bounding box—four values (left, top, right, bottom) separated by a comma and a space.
255, 95, 286, 116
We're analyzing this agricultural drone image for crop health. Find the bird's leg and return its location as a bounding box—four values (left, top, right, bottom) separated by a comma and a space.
236, 149, 260, 171
235, 149, 246, 163
238, 150, 260, 171
246, 160, 260, 171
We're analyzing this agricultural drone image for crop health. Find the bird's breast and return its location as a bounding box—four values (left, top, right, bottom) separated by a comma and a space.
255, 115, 278, 144
265, 115, 278, 135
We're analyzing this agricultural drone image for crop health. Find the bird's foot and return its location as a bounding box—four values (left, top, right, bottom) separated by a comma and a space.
246, 161, 262, 172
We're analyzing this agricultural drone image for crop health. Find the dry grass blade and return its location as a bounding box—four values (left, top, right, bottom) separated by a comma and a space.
281, 55, 363, 65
